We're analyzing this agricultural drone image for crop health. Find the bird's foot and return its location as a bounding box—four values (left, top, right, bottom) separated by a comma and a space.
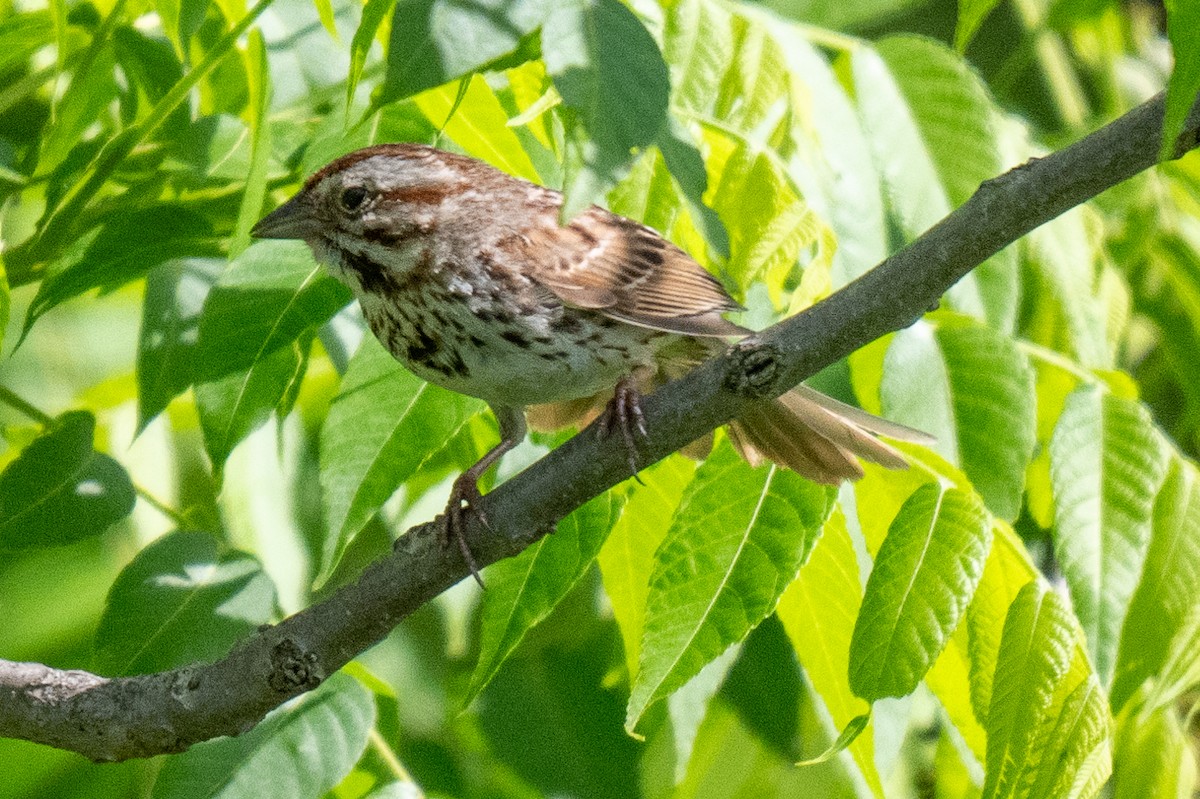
600, 376, 649, 480
444, 471, 489, 588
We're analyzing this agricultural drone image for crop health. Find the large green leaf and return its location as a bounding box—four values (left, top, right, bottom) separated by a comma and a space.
776, 508, 883, 796
1113, 705, 1198, 799
1111, 457, 1200, 710
982, 582, 1111, 799
880, 317, 1037, 521
137, 258, 224, 431
93, 530, 276, 676
597, 456, 697, 679
376, 0, 550, 107
543, 0, 671, 217
465, 494, 621, 703
318, 337, 483, 586
848, 483, 991, 701
1049, 386, 1170, 686
24, 206, 219, 336
0, 411, 135, 549
194, 240, 351, 383
626, 441, 835, 732
151, 672, 374, 799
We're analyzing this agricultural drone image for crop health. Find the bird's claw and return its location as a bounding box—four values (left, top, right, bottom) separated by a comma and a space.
444, 473, 488, 588
601, 377, 649, 482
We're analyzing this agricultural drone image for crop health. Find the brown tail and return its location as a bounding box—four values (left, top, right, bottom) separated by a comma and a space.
727, 385, 932, 484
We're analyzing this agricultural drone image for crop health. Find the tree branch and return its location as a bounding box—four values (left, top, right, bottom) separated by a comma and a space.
2, 91, 1198, 762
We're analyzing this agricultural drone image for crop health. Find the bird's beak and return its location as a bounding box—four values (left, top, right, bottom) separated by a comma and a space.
251, 196, 322, 240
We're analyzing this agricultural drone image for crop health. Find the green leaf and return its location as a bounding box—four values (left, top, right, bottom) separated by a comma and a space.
598, 456, 697, 680
0, 259, 9, 355
195, 240, 351, 383
848, 483, 991, 701
376, 0, 549, 107
954, 0, 1003, 50
1113, 705, 1198, 799
794, 713, 870, 766
318, 337, 483, 586
24, 206, 219, 336
0, 411, 135, 549
543, 0, 670, 218
413, 74, 541, 183
1163, 0, 1200, 158
1112, 457, 1200, 710
195, 342, 306, 471
1049, 386, 1170, 686
626, 441, 835, 732
880, 317, 1037, 521
1145, 601, 1200, 714
228, 29, 271, 258
465, 494, 621, 703
137, 259, 224, 431
776, 508, 883, 795
151, 672, 375, 799
348, 0, 396, 110
39, 44, 119, 174
0, 10, 52, 76
982, 582, 1111, 799
94, 530, 276, 676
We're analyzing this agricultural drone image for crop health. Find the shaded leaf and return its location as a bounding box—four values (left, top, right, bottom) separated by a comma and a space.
228, 29, 272, 258
1113, 704, 1197, 799
0, 412, 135, 549
1163, 0, 1200, 157
152, 672, 374, 799
94, 530, 276, 676
849, 483, 991, 701
1049, 386, 1169, 686
466, 494, 621, 703
626, 441, 835, 731
954, 0, 1003, 50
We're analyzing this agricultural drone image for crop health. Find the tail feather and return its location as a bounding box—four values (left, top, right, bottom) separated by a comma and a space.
729, 387, 923, 485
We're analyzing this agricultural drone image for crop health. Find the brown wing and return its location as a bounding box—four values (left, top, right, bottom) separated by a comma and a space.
498, 205, 747, 338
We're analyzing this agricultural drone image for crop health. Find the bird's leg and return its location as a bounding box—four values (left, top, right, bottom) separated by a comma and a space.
600, 371, 652, 479
445, 405, 527, 586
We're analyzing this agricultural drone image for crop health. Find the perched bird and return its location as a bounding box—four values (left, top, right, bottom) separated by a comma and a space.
252, 143, 927, 577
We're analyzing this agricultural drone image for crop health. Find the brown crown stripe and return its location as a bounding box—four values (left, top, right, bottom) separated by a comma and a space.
379, 185, 455, 206
304, 143, 433, 189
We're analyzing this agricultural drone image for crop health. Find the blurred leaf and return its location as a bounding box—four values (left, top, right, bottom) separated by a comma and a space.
1145, 601, 1200, 714
1112, 457, 1200, 710
376, 0, 550, 107
111, 26, 188, 134
24, 206, 219, 337
1049, 386, 1170, 686
39, 44, 119, 174
848, 483, 991, 701
151, 672, 374, 799
94, 530, 276, 676
881, 317, 1037, 521
0, 260, 8, 355
348, 0, 396, 110
776, 508, 884, 796
137, 259, 224, 431
1163, 0, 1200, 158
195, 240, 351, 383
318, 337, 483, 586
598, 456, 697, 680
626, 441, 835, 732
0, 10, 52, 75
955, 0, 1002, 51
0, 411, 135, 549
229, 29, 271, 258
1113, 705, 1198, 799
544, 0, 670, 218
414, 74, 541, 182
466, 494, 621, 703
982, 582, 1111, 799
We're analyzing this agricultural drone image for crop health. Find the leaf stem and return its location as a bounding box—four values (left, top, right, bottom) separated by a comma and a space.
1016, 340, 1101, 383
0, 385, 53, 425
134, 486, 190, 528
368, 728, 413, 781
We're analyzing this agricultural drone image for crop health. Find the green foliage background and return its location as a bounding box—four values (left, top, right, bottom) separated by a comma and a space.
0, 0, 1198, 796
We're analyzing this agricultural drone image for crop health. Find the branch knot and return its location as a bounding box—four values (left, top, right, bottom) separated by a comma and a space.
268, 640, 322, 693
725, 338, 782, 398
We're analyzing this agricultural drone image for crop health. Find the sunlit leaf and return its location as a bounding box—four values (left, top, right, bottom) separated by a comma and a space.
94, 530, 276, 676
348, 0, 395, 110
776, 508, 884, 796
194, 241, 351, 383
1049, 386, 1170, 686
318, 337, 483, 586
1163, 0, 1200, 157
466, 494, 621, 703
626, 441, 835, 732
849, 483, 991, 701
1113, 704, 1198, 799
0, 412, 135, 550
229, 29, 271, 258
982, 583, 1111, 799
151, 672, 374, 799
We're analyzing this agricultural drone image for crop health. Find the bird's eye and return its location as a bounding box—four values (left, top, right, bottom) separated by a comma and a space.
340, 185, 369, 212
